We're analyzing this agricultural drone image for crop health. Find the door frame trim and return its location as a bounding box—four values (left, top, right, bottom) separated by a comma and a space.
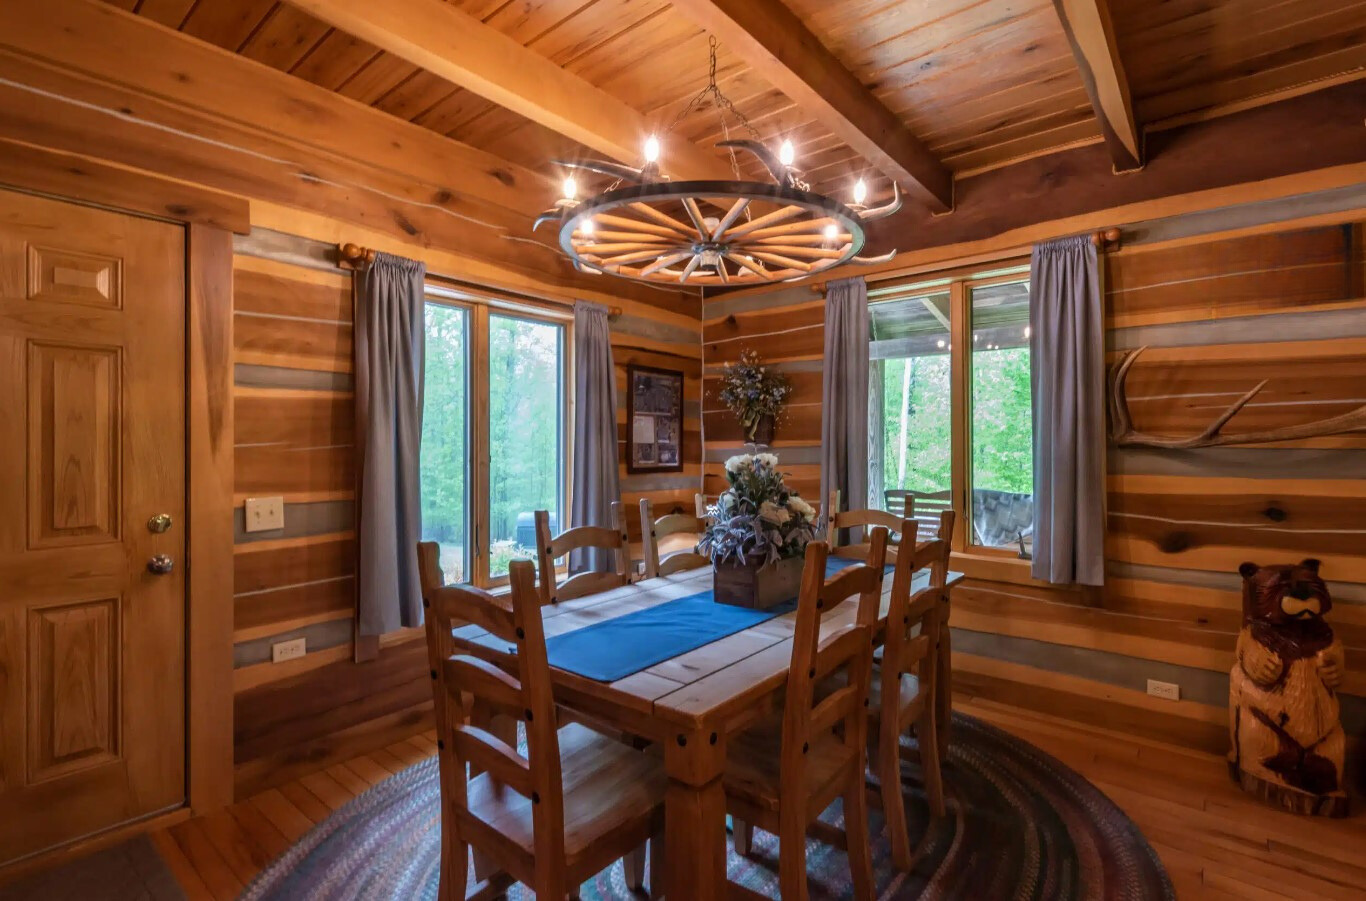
186, 223, 235, 812
0, 156, 241, 819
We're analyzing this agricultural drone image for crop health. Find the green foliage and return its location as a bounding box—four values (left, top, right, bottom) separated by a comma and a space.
715, 349, 791, 440
879, 347, 1033, 497
420, 305, 469, 581
419, 307, 565, 582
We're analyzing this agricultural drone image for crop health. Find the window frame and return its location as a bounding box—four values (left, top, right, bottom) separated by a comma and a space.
422, 285, 573, 590
871, 261, 1033, 565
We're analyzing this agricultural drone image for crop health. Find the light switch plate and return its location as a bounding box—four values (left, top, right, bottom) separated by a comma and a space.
272, 637, 306, 663
244, 496, 284, 532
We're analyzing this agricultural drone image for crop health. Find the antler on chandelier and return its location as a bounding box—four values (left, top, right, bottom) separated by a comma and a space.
1109, 346, 1366, 448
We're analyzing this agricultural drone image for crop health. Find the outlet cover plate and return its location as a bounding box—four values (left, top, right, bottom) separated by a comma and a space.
272, 637, 307, 663
1147, 679, 1180, 701
244, 496, 284, 533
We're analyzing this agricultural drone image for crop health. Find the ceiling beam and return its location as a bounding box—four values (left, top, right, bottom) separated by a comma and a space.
667, 0, 953, 213
287, 0, 734, 182
1052, 0, 1143, 172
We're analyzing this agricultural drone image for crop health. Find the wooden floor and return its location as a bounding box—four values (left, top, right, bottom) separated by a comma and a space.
148, 701, 1366, 900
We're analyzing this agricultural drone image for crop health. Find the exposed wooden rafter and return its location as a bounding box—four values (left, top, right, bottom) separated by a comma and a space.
1052, 0, 1144, 172
287, 0, 735, 182
667, 0, 954, 214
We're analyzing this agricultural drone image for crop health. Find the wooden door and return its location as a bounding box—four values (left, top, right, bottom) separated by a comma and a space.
0, 190, 186, 866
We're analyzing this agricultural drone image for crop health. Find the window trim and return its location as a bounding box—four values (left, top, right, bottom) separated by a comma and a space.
872, 260, 1033, 568
423, 287, 573, 590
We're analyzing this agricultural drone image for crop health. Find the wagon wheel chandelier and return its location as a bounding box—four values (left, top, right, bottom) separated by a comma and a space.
533, 38, 902, 288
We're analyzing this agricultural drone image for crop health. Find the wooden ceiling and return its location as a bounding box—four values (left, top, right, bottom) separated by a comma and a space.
102, 0, 1366, 199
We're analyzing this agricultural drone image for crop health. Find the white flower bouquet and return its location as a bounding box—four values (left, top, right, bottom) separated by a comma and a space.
699, 453, 817, 566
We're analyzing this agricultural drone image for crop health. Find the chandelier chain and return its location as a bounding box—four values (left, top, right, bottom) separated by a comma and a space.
664, 36, 761, 182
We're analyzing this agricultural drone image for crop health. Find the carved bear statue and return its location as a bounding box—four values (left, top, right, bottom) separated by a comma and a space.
1229, 559, 1348, 816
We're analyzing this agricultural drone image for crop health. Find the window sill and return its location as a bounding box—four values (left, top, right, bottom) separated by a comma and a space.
948, 549, 1041, 587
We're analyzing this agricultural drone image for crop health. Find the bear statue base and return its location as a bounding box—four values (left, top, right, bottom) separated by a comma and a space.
1227, 761, 1350, 818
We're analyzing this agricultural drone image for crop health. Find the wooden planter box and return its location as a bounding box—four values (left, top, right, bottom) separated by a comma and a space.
713, 555, 804, 610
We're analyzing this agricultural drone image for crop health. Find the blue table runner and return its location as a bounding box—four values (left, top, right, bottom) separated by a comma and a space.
543, 556, 889, 682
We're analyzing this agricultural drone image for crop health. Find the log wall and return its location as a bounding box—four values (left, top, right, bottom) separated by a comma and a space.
701, 202, 1366, 760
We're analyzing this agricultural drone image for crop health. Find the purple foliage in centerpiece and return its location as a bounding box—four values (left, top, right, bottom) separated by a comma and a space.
699, 453, 817, 566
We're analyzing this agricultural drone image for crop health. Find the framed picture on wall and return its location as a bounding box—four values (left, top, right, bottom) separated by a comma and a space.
626, 364, 684, 474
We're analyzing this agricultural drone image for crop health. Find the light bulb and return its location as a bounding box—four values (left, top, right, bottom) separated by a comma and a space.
823, 224, 838, 240
973, 333, 979, 342
580, 217, 594, 236
562, 176, 576, 200
1024, 325, 1032, 338
936, 339, 946, 349
643, 134, 660, 164
853, 179, 868, 205
779, 139, 795, 167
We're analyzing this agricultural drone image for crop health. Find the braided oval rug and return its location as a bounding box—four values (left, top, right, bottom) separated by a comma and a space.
242, 713, 1174, 900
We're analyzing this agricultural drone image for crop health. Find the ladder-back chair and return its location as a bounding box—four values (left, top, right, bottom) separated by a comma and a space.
418, 548, 666, 899
639, 498, 709, 579
826, 490, 917, 561
869, 510, 954, 870
534, 502, 630, 605
725, 530, 889, 901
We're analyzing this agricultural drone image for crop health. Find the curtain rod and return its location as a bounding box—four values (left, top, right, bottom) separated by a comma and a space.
336, 242, 622, 317
806, 227, 1121, 294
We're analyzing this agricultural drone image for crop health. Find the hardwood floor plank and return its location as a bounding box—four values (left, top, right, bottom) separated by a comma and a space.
197, 810, 269, 886
300, 771, 356, 810
168, 819, 246, 901
280, 780, 334, 825
326, 762, 371, 796
250, 788, 316, 842
227, 798, 294, 862
343, 753, 394, 787
385, 736, 431, 769
367, 746, 412, 775
150, 829, 216, 901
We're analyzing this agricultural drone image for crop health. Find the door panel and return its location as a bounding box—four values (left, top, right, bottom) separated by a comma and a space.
0, 190, 185, 866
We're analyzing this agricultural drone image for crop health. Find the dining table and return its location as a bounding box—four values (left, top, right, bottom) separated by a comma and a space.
449, 561, 964, 900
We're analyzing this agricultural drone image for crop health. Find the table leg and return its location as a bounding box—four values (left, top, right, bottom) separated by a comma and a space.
664, 728, 728, 900
936, 602, 953, 758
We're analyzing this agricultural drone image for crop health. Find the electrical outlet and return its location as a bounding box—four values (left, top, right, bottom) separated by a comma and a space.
244, 496, 284, 533
1147, 679, 1180, 701
272, 637, 307, 663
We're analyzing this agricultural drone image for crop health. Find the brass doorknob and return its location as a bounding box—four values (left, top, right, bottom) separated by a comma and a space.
148, 513, 173, 533
147, 554, 174, 575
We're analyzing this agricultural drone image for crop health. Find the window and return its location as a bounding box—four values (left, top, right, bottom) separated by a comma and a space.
420, 291, 569, 588
868, 266, 1034, 558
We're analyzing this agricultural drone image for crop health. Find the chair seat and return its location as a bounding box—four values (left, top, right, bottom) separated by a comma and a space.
465, 722, 665, 866
723, 717, 858, 814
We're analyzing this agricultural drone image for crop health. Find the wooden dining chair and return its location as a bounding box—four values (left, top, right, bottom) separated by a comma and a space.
725, 530, 889, 901
417, 547, 667, 899
868, 509, 954, 871
639, 498, 709, 579
534, 502, 630, 605
826, 489, 916, 561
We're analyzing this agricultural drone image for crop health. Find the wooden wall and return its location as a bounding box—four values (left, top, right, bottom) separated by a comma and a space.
230, 226, 701, 798
701, 204, 1366, 762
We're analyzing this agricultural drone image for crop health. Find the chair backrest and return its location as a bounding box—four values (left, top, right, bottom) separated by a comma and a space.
885, 488, 953, 538
879, 510, 954, 730
417, 548, 567, 874
826, 490, 917, 561
534, 502, 630, 604
781, 530, 889, 792
639, 498, 709, 579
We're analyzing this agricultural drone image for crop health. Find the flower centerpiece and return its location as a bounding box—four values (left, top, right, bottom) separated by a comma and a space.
716, 349, 791, 444
700, 452, 817, 609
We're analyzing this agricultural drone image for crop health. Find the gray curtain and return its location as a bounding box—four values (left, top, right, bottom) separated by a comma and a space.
355, 252, 426, 636
819, 276, 869, 538
1030, 235, 1105, 585
569, 301, 620, 573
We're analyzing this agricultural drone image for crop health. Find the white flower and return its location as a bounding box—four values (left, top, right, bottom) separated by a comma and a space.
758, 501, 790, 525
724, 454, 753, 474
787, 496, 814, 521
754, 452, 779, 468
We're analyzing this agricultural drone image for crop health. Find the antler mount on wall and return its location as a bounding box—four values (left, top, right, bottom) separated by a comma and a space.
1109, 346, 1366, 448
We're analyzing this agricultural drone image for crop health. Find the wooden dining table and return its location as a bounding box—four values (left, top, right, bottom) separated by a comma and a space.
450, 563, 963, 899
